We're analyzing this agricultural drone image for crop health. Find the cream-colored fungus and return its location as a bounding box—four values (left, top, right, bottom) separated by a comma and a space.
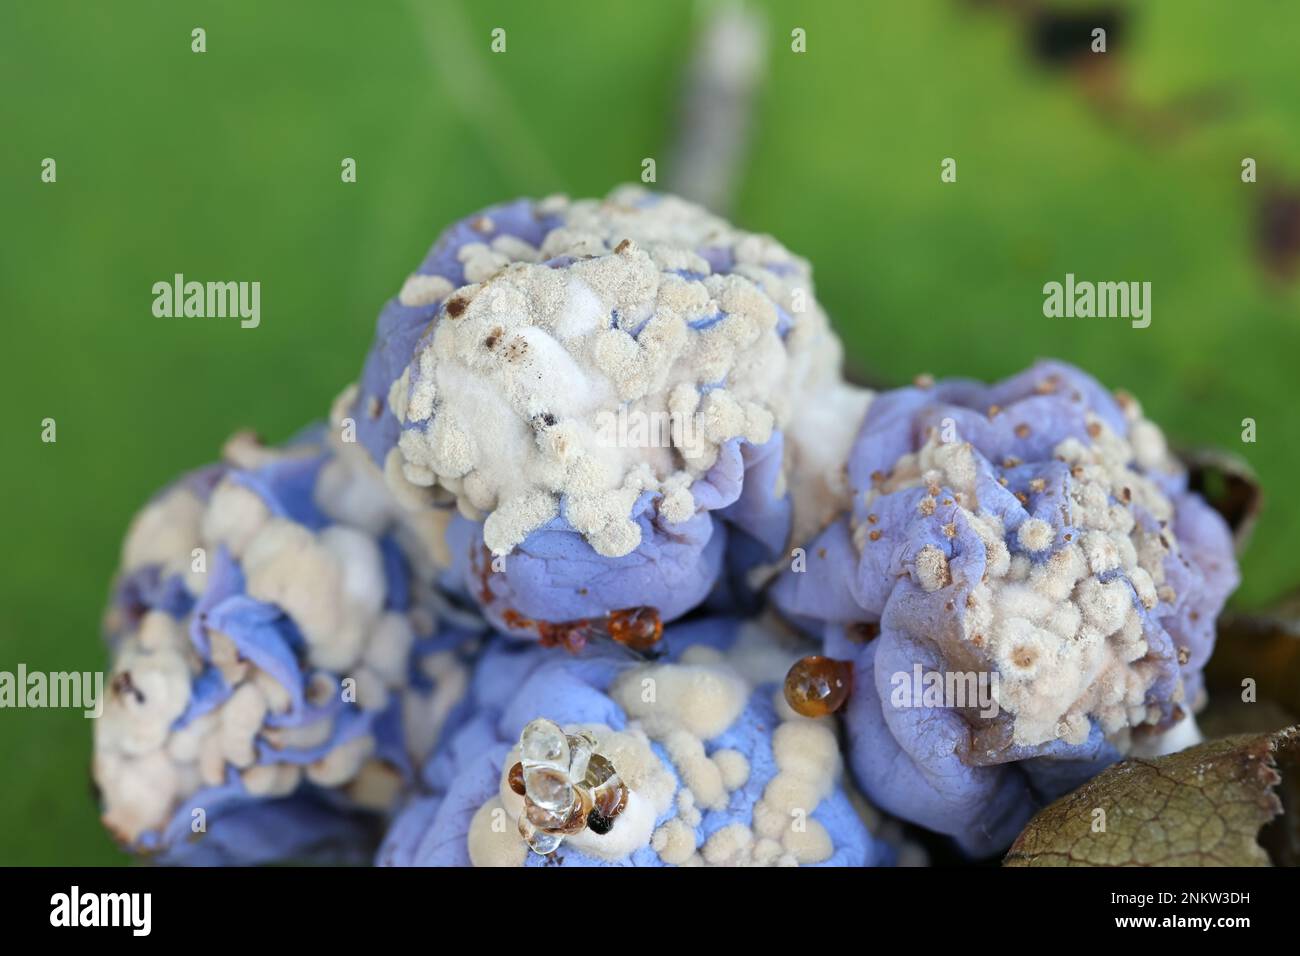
95, 436, 472, 844
386, 186, 864, 559
853, 383, 1188, 750
330, 385, 454, 573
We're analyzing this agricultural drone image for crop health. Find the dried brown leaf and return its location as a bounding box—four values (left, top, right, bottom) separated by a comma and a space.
1004, 726, 1298, 866
1207, 593, 1300, 716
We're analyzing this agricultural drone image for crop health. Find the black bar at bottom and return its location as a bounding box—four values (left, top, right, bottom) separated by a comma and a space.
0, 865, 1282, 940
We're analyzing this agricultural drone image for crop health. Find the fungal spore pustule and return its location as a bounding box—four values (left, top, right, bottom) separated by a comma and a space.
773, 359, 1240, 853
345, 186, 869, 634
94, 429, 481, 864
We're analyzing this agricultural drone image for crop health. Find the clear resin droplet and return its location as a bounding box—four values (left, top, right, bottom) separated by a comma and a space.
518, 813, 563, 856
555, 789, 592, 835
567, 731, 596, 783
592, 780, 628, 821
525, 797, 571, 831
524, 765, 575, 814
512, 717, 630, 855
520, 718, 569, 769
583, 752, 616, 789
584, 753, 628, 822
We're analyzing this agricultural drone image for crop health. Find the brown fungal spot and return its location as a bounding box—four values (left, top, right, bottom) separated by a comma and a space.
614, 238, 632, 254
868, 530, 882, 542
305, 675, 333, 708
474, 543, 496, 604
111, 671, 145, 704
446, 297, 468, 318
1015, 424, 1031, 439
849, 621, 880, 643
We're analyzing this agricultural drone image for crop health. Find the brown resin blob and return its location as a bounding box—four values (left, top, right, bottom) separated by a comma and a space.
507, 761, 526, 796
607, 607, 662, 651
783, 655, 853, 718
502, 606, 663, 655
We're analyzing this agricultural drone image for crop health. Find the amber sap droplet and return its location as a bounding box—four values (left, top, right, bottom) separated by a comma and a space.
592, 780, 628, 820
508, 761, 526, 796
783, 656, 853, 718
586, 782, 628, 836
607, 606, 662, 651
555, 789, 593, 836
535, 619, 593, 653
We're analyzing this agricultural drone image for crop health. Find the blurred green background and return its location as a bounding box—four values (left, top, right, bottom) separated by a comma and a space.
1, 0, 1296, 864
